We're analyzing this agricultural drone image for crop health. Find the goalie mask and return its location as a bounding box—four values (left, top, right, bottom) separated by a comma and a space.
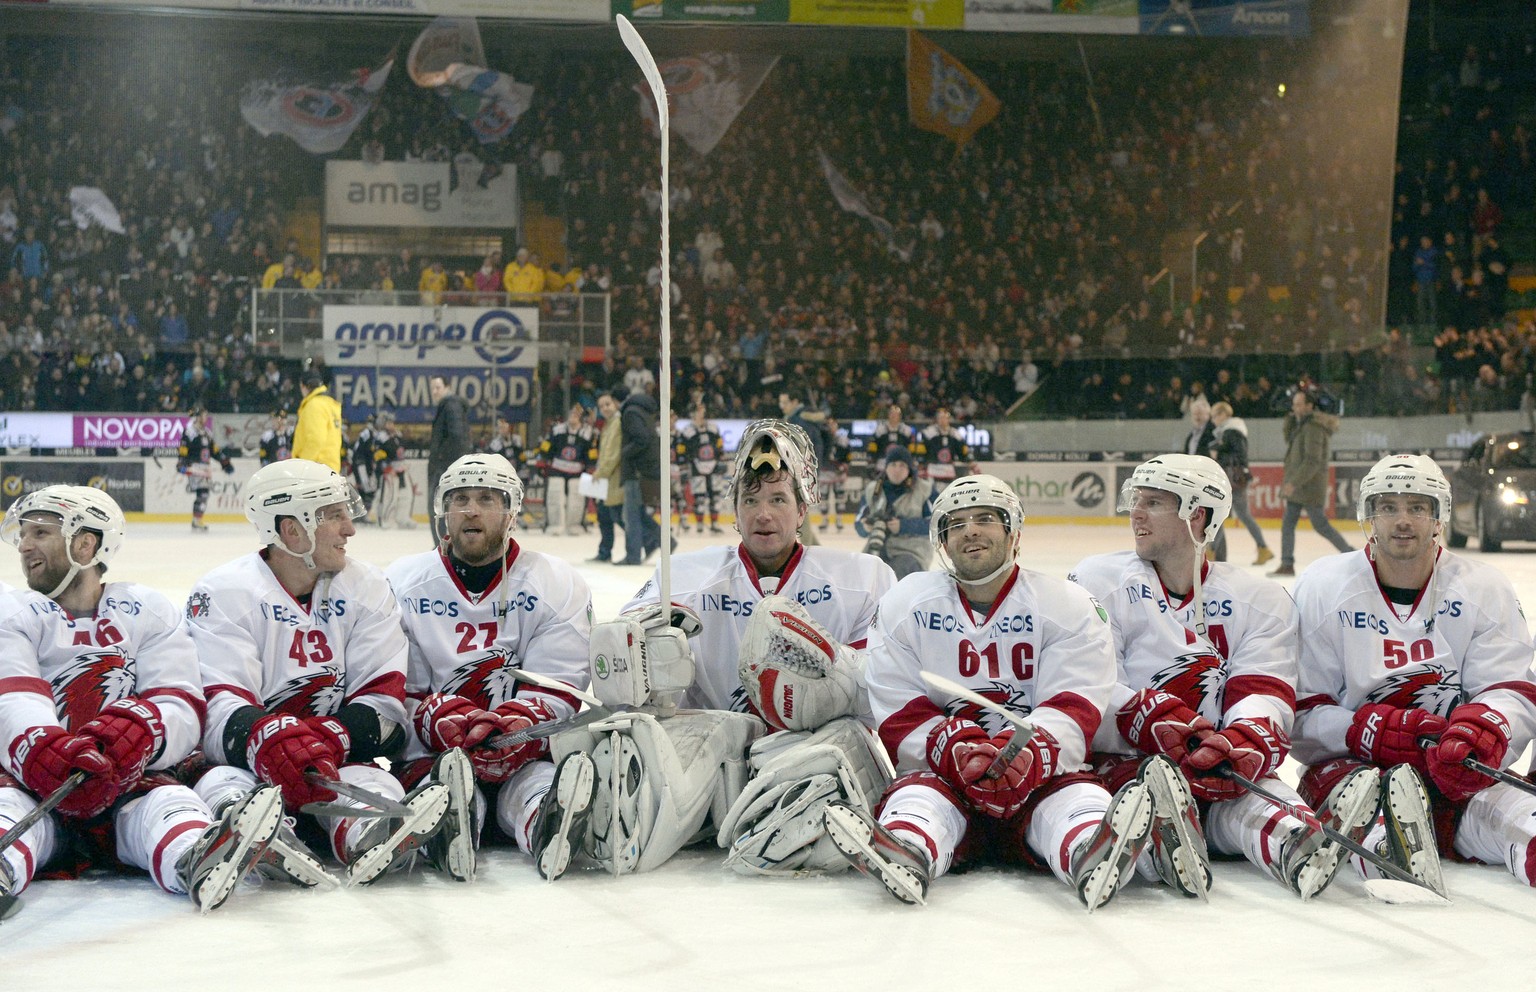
245, 458, 366, 570
2, 485, 126, 598
730, 419, 820, 507
1358, 454, 1451, 534
931, 475, 1024, 587
1119, 454, 1232, 546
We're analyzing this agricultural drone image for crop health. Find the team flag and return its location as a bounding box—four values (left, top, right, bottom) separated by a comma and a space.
408, 17, 534, 145
816, 147, 912, 262
635, 52, 777, 157
240, 57, 394, 155
68, 187, 125, 234
906, 30, 1000, 147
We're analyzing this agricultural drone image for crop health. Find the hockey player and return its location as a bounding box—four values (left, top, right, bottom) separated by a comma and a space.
0, 486, 282, 914
920, 407, 972, 493
669, 409, 696, 532
372, 410, 418, 530
177, 407, 234, 531
1293, 454, 1536, 890
349, 416, 381, 525
536, 404, 595, 536
185, 459, 474, 887
486, 415, 525, 468
866, 404, 918, 472
682, 405, 724, 533
258, 409, 294, 467
818, 416, 850, 532
1069, 454, 1377, 901
386, 454, 593, 880
825, 475, 1160, 910
545, 419, 897, 878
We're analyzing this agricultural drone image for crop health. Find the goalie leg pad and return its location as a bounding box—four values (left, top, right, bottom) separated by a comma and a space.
585, 710, 764, 874
717, 718, 894, 875
738, 595, 863, 732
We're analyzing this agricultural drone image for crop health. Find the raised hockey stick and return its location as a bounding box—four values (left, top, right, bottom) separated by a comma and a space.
1417, 734, 1536, 798
617, 11, 673, 612
919, 672, 1037, 778
0, 771, 87, 923
1224, 769, 1449, 904
303, 773, 413, 818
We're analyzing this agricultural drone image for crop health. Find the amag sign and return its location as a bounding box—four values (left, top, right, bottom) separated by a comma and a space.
325, 160, 519, 229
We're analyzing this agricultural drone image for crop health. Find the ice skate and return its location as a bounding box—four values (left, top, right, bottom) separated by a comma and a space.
531, 751, 596, 881
177, 786, 283, 913
346, 781, 451, 886
1071, 777, 1154, 912
589, 732, 644, 874
255, 816, 335, 888
1378, 764, 1445, 896
1139, 756, 1211, 899
1277, 766, 1379, 899
824, 800, 930, 906
424, 748, 477, 883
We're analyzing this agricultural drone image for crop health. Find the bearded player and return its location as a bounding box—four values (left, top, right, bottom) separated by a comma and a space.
187, 459, 473, 887
825, 475, 1159, 910
0, 486, 281, 915
385, 453, 593, 881
1293, 454, 1536, 891
1070, 454, 1380, 902
544, 419, 897, 879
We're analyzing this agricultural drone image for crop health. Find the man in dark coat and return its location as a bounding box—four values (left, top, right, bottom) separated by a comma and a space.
427, 374, 471, 541
618, 380, 662, 565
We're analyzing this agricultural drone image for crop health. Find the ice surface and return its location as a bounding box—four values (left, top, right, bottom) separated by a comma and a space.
3, 518, 1534, 987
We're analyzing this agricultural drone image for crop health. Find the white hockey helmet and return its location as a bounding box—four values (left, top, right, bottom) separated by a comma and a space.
930, 474, 1024, 582
434, 453, 525, 520
1119, 454, 1232, 545
2, 485, 126, 598
731, 419, 820, 506
1358, 453, 1451, 530
244, 459, 364, 567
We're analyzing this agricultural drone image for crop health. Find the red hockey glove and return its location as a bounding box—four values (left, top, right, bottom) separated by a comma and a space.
1425, 703, 1511, 801
928, 716, 993, 790
959, 729, 1061, 819
246, 714, 340, 807
1344, 703, 1446, 773
76, 698, 165, 793
469, 697, 561, 783
11, 726, 120, 819
301, 715, 352, 766
1181, 717, 1289, 802
415, 693, 502, 752
1116, 689, 1216, 763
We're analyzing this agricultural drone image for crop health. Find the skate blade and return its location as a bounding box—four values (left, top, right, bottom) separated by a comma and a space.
196, 788, 283, 914
823, 805, 926, 906
540, 754, 596, 882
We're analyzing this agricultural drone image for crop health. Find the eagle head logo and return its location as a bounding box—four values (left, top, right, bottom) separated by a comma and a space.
1367, 664, 1462, 717
441, 648, 522, 709
51, 650, 136, 731
269, 663, 347, 716
945, 681, 1033, 737
1150, 651, 1227, 715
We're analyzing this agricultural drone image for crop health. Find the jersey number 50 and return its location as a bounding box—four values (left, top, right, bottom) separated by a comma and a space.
1383, 638, 1433, 669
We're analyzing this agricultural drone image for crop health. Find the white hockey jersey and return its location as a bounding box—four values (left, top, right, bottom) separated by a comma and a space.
386, 543, 593, 758
0, 583, 205, 779
1069, 550, 1299, 756
865, 566, 1115, 775
185, 552, 409, 764
1292, 548, 1536, 766
621, 543, 895, 713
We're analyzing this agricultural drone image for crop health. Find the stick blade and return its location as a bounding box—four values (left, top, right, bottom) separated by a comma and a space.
1362, 878, 1452, 906
615, 14, 668, 112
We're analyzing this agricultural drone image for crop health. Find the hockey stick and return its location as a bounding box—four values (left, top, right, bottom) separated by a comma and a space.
483, 705, 615, 750
1223, 769, 1450, 904
511, 667, 606, 709
919, 672, 1037, 778
617, 11, 673, 614
0, 771, 87, 922
1418, 734, 1536, 798
303, 773, 413, 818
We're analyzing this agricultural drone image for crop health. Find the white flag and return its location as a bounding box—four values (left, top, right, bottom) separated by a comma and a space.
816, 148, 911, 262
240, 57, 393, 156
68, 187, 125, 235
636, 52, 776, 157
409, 17, 533, 144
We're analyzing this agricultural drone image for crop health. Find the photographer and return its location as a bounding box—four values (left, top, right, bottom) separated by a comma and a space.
854, 445, 935, 579
1209, 401, 1273, 565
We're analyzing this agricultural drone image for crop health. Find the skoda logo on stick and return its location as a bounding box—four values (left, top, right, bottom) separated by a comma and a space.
1071, 472, 1106, 509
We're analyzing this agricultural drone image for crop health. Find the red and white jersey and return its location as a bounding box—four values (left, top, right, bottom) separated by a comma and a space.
621, 544, 895, 713
186, 552, 409, 764
0, 583, 205, 779
386, 543, 593, 758
865, 566, 1115, 775
1292, 548, 1536, 765
1069, 551, 1298, 756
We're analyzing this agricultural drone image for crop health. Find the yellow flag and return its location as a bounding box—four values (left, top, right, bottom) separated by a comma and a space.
906, 30, 1000, 147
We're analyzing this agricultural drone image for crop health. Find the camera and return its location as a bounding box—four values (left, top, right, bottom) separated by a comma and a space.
1275, 382, 1341, 415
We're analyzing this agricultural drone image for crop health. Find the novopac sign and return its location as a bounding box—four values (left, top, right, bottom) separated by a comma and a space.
322, 305, 539, 368
73, 415, 189, 448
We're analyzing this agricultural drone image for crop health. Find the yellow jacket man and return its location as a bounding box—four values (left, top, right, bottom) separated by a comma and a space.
293, 370, 343, 471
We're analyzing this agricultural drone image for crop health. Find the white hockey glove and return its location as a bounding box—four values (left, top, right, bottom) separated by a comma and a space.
589, 603, 702, 711
717, 717, 894, 875
738, 595, 862, 731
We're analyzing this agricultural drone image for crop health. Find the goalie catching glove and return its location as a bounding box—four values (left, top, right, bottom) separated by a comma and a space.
589, 603, 701, 710
738, 595, 862, 732
927, 716, 1058, 819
